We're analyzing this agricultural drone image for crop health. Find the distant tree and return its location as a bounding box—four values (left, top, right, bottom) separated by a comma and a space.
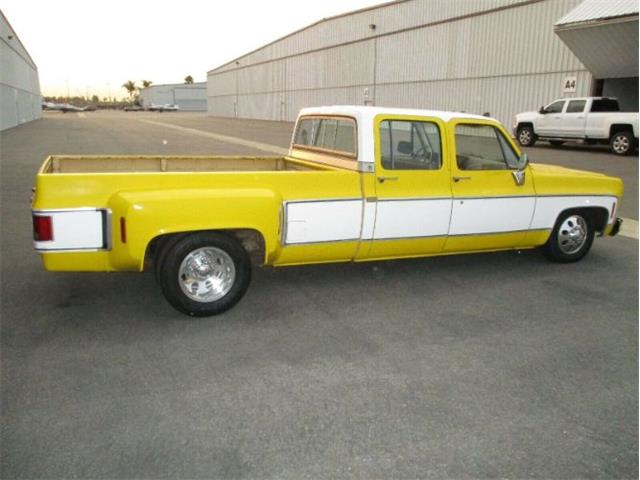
122, 80, 137, 100
184, 75, 194, 84
142, 80, 153, 88
91, 94, 100, 103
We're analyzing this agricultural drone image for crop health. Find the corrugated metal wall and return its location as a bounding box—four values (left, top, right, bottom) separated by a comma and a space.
139, 83, 207, 111
207, 0, 592, 126
1, 11, 41, 131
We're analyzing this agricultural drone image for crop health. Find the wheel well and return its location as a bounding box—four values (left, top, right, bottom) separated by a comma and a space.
559, 207, 610, 233
145, 228, 266, 271
517, 122, 534, 133
610, 124, 634, 138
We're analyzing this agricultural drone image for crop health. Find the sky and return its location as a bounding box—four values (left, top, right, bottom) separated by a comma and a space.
2, 0, 385, 99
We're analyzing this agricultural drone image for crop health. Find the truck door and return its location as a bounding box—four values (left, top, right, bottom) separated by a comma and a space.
360, 115, 452, 260
536, 100, 566, 136
561, 99, 587, 137
444, 120, 535, 252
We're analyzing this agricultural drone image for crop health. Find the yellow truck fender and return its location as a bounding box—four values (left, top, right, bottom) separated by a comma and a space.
106, 187, 283, 271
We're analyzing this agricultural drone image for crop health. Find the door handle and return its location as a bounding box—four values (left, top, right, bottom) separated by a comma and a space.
453, 176, 471, 182
577, 116, 584, 119
377, 176, 398, 183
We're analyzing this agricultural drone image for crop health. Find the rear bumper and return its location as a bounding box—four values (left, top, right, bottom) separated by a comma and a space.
609, 217, 623, 237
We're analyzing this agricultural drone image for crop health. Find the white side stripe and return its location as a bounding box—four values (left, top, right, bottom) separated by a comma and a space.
531, 196, 616, 230
285, 200, 362, 244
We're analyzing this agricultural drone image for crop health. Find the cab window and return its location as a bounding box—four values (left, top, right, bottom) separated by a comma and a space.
591, 98, 620, 112
293, 117, 356, 156
455, 124, 519, 171
379, 120, 441, 170
545, 100, 566, 114
566, 100, 586, 113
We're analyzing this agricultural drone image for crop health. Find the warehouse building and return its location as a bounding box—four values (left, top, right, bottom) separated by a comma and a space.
0, 9, 41, 131
206, 0, 638, 127
138, 82, 207, 111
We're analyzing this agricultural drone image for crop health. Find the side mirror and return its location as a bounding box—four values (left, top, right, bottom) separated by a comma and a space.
538, 106, 547, 114
516, 153, 529, 171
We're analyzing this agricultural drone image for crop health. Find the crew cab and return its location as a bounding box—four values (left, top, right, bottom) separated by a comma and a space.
32, 106, 624, 316
514, 97, 638, 155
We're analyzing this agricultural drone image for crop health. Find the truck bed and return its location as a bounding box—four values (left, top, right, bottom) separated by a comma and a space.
43, 155, 321, 174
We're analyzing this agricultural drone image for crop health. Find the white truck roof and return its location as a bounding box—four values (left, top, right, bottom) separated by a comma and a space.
295, 105, 497, 166
298, 105, 491, 123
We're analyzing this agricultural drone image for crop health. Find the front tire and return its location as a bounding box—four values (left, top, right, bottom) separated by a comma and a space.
517, 126, 536, 147
159, 232, 251, 316
543, 212, 594, 263
609, 131, 635, 156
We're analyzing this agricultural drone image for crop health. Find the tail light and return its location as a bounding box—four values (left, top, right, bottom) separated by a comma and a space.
33, 215, 53, 241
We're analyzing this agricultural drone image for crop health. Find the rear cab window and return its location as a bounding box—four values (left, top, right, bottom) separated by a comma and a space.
591, 98, 620, 112
293, 116, 357, 157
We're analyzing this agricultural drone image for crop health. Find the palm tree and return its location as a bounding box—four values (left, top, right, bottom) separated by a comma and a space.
184, 75, 194, 84
141, 80, 153, 88
122, 80, 137, 100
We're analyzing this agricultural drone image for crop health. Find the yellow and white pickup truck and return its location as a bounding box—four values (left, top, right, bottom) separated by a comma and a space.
32, 106, 623, 316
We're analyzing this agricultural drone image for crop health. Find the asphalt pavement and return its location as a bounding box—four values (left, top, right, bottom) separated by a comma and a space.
1, 111, 637, 479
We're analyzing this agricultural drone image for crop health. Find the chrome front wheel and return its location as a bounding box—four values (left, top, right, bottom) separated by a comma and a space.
557, 215, 588, 255
543, 212, 595, 263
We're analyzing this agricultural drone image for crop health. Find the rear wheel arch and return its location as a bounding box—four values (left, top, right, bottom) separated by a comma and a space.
146, 228, 267, 278
610, 123, 635, 138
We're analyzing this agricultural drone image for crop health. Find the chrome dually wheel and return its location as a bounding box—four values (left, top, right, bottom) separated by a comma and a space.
178, 247, 236, 302
159, 232, 252, 316
557, 215, 588, 255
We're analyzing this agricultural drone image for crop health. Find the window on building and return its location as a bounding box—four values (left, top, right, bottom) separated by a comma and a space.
379, 120, 441, 170
455, 124, 519, 171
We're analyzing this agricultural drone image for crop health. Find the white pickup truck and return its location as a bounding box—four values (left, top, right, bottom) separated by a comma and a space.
514, 97, 638, 156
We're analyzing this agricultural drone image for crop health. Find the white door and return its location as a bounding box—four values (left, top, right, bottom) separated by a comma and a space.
560, 99, 587, 137
536, 100, 566, 136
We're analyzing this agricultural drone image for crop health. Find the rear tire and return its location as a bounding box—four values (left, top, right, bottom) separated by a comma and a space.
159, 232, 251, 316
517, 126, 536, 147
543, 211, 595, 263
609, 131, 635, 156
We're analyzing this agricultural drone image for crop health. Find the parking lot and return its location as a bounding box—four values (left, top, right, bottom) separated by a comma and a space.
1, 111, 638, 478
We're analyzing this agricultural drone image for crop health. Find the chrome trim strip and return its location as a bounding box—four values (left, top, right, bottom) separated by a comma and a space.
32, 207, 104, 214
357, 161, 375, 173
35, 247, 105, 253
284, 194, 616, 203
283, 198, 362, 205
103, 209, 113, 250
284, 229, 552, 246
